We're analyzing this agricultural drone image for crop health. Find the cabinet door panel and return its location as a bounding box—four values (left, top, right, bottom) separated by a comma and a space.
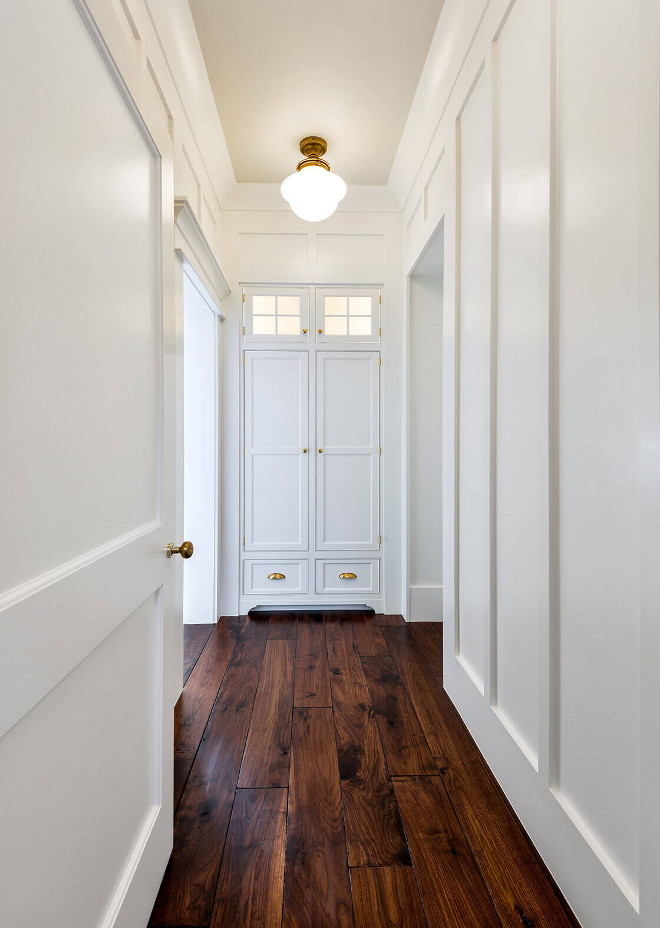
316, 352, 380, 550
245, 352, 308, 550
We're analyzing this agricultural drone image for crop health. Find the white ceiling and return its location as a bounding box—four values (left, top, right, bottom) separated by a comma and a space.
188, 0, 445, 186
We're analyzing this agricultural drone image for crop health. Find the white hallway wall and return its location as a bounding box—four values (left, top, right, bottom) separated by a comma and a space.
394, 1, 660, 927
217, 195, 404, 616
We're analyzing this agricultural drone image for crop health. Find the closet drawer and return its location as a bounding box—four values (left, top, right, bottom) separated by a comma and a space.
315, 559, 380, 594
243, 559, 308, 595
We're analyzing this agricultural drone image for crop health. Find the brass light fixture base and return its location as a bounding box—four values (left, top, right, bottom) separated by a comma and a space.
296, 136, 331, 172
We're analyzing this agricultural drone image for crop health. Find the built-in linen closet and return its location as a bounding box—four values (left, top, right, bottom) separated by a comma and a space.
240, 285, 383, 611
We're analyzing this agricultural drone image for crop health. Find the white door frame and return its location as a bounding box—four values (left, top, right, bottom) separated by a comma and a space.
174, 199, 229, 632
181, 261, 222, 624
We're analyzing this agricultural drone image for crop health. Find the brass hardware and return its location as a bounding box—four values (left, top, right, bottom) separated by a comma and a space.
379, 327, 381, 336
242, 292, 245, 302
379, 535, 382, 545
243, 325, 246, 335
267, 572, 286, 580
303, 448, 308, 453
302, 328, 307, 334
379, 357, 381, 366
296, 136, 331, 172
318, 328, 323, 334
300, 136, 327, 158
318, 448, 323, 453
379, 446, 381, 454
339, 572, 357, 580
167, 541, 194, 559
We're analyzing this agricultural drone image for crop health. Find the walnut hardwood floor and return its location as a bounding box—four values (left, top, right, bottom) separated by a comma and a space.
150, 612, 581, 928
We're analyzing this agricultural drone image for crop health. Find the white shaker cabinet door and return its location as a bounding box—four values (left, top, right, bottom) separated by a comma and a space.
244, 351, 309, 551
316, 351, 380, 550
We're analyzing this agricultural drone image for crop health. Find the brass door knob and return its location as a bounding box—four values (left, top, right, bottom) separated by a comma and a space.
318, 328, 323, 334
167, 541, 194, 559
302, 328, 308, 334
302, 448, 308, 453
318, 448, 323, 453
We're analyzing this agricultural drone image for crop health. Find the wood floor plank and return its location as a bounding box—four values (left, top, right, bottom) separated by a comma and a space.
149, 621, 269, 927
361, 656, 436, 776
183, 623, 214, 685
175, 622, 239, 807
268, 612, 299, 639
238, 638, 295, 787
384, 628, 581, 928
282, 708, 354, 928
326, 620, 410, 867
295, 616, 332, 707
352, 617, 390, 657
375, 614, 406, 626
407, 623, 443, 683
350, 867, 428, 928
393, 777, 500, 928
210, 788, 288, 928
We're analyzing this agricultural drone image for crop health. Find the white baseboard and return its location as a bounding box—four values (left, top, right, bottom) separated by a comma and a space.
408, 585, 443, 622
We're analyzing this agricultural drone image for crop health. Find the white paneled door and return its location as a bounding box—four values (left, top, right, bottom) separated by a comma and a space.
0, 3, 178, 927
316, 352, 380, 550
244, 351, 309, 551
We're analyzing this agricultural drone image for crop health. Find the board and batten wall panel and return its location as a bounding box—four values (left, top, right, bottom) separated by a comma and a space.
556, 0, 641, 898
492, 0, 551, 768
457, 65, 491, 693
399, 0, 659, 925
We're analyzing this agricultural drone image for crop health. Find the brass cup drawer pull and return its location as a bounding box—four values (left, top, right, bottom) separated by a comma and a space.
267, 572, 286, 580
339, 572, 357, 580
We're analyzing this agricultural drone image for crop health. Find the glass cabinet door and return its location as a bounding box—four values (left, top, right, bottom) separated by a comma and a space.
243, 286, 310, 342
315, 287, 381, 343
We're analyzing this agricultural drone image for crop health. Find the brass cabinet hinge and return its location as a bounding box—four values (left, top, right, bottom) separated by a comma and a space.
379, 535, 382, 545
379, 446, 381, 454
379, 357, 381, 366
242, 292, 245, 303
379, 292, 382, 304
243, 536, 245, 546
379, 326, 381, 336
243, 325, 245, 335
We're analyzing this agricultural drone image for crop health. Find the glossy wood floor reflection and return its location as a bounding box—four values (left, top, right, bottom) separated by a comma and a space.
151, 613, 582, 928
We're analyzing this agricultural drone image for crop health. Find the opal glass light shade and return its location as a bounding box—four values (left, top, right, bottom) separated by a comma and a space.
281, 164, 347, 222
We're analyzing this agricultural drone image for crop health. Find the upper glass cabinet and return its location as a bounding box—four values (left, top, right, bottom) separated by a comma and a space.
243, 287, 310, 342
315, 288, 381, 343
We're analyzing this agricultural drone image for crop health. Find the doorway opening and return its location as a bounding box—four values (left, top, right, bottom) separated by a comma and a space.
182, 262, 221, 639
407, 222, 444, 621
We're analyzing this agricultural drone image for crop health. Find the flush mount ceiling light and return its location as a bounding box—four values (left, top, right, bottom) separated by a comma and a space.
280, 136, 347, 222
